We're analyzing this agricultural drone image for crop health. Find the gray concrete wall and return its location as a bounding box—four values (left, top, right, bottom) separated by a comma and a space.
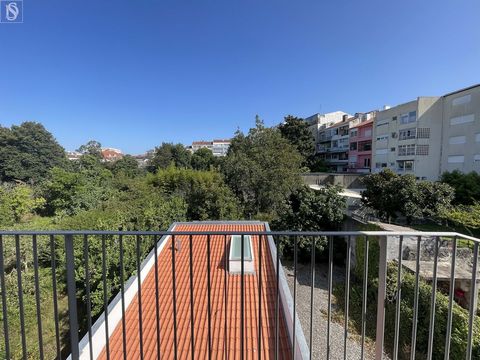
301, 173, 366, 189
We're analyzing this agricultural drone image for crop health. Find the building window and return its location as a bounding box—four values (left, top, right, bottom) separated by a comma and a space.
474, 155, 480, 163
449, 135, 467, 145
452, 94, 471, 106
398, 144, 415, 156
400, 111, 417, 125
448, 155, 465, 164
392, 116, 397, 121
391, 147, 396, 152
476, 133, 480, 142
399, 128, 416, 140
350, 142, 357, 151
364, 158, 371, 167
376, 121, 388, 128
450, 114, 475, 125
416, 128, 430, 139
398, 160, 414, 171
376, 135, 389, 141
375, 162, 388, 168
416, 145, 429, 156
350, 129, 358, 137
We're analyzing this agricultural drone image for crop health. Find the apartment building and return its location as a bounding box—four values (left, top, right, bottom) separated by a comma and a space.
440, 84, 480, 174
190, 139, 231, 156
305, 111, 350, 145
371, 97, 443, 180
348, 116, 374, 173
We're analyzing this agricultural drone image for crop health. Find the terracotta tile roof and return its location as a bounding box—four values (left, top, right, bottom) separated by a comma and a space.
98, 223, 292, 359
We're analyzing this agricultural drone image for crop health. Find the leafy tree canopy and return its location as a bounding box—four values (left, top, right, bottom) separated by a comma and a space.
77, 140, 102, 158
0, 122, 66, 183
0, 183, 45, 226
222, 116, 303, 218
191, 147, 216, 171
440, 170, 480, 205
107, 154, 141, 178
362, 169, 454, 224
147, 143, 192, 172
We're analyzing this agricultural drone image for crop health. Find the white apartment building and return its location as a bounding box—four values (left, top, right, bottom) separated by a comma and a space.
190, 139, 231, 157
372, 97, 443, 180
440, 84, 480, 174
305, 111, 351, 145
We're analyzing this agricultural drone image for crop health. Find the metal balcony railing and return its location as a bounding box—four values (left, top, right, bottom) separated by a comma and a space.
0, 230, 479, 360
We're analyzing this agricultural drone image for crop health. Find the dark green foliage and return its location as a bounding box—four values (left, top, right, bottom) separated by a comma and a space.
222, 118, 303, 217
278, 115, 315, 160
77, 140, 102, 158
362, 169, 454, 224
441, 171, 480, 205
148, 166, 241, 220
273, 185, 345, 257
0, 122, 66, 183
107, 154, 141, 178
147, 143, 192, 172
335, 234, 480, 360
191, 148, 216, 171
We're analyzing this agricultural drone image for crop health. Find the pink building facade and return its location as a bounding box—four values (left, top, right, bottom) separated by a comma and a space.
348, 120, 373, 173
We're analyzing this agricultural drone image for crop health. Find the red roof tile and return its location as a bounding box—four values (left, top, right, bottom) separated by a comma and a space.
98, 223, 292, 359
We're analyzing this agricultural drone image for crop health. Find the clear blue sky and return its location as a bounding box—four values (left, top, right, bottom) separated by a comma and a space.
0, 0, 479, 154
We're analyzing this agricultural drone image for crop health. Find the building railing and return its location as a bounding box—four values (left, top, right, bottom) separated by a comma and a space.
0, 230, 479, 360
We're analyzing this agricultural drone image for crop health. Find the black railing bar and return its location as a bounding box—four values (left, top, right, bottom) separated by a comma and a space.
154, 235, 161, 360
426, 236, 440, 360
50, 235, 62, 360
292, 235, 297, 359
189, 234, 195, 360
444, 236, 457, 360
360, 236, 369, 360
102, 235, 111, 360
224, 234, 228, 360
393, 236, 403, 360
410, 236, 421, 360
83, 235, 93, 360
119, 235, 127, 360
309, 237, 316, 360
32, 235, 45, 360
343, 236, 351, 360
0, 235, 11, 359
327, 236, 333, 360
241, 234, 245, 360
171, 234, 178, 360
0, 230, 476, 240
258, 234, 263, 360
466, 241, 479, 360
65, 234, 80, 360
16, 235, 27, 359
275, 235, 280, 360
207, 234, 212, 360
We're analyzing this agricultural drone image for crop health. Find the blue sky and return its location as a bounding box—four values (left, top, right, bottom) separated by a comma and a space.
0, 0, 479, 154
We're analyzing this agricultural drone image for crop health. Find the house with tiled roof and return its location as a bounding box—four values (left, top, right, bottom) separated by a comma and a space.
74, 222, 309, 359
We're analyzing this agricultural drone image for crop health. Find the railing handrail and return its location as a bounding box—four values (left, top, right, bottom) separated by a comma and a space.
0, 230, 479, 242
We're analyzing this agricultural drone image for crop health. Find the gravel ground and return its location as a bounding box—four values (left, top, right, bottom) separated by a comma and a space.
283, 261, 389, 360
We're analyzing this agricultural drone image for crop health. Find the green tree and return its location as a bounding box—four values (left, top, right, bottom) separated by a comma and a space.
440, 170, 480, 205
148, 166, 241, 220
362, 169, 454, 224
273, 185, 345, 256
278, 115, 315, 159
108, 155, 141, 178
191, 148, 216, 171
147, 143, 192, 172
222, 117, 303, 218
0, 122, 66, 183
77, 140, 102, 158
0, 183, 45, 226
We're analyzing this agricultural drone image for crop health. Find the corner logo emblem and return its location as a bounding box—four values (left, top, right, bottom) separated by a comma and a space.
1, 0, 23, 23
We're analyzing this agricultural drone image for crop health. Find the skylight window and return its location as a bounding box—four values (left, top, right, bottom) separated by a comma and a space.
229, 235, 254, 274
